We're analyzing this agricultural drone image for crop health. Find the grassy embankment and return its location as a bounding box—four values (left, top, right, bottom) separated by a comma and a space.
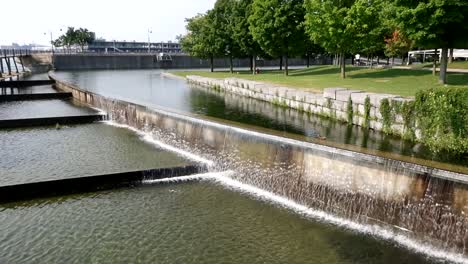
172, 66, 468, 97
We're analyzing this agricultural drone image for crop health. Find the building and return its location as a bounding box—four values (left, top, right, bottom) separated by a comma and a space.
87, 40, 183, 54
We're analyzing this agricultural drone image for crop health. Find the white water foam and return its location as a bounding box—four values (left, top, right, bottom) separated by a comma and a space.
102, 121, 214, 166
100, 120, 466, 263
212, 174, 468, 264
143, 171, 233, 185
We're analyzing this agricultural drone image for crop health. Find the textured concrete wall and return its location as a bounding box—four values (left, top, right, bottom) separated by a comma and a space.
185, 75, 413, 137
53, 54, 331, 70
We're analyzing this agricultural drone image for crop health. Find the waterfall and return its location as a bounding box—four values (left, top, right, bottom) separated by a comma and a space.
52, 75, 468, 262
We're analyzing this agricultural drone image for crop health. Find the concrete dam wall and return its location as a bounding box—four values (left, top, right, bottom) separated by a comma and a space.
52, 54, 331, 70
50, 72, 468, 258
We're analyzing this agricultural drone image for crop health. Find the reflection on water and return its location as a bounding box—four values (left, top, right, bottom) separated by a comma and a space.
0, 123, 190, 186
53, 70, 467, 166
0, 182, 439, 264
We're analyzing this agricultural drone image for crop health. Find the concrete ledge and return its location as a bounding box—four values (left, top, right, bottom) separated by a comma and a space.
0, 114, 106, 128
0, 80, 55, 88
0, 92, 72, 102
0, 165, 205, 203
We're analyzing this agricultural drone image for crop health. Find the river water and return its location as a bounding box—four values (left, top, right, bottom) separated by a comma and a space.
0, 180, 440, 264
2, 71, 464, 263
53, 70, 467, 168
0, 123, 191, 185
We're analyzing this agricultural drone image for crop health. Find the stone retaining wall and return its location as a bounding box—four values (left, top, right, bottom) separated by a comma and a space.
186, 75, 414, 137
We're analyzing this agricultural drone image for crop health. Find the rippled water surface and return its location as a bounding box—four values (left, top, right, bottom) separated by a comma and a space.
0, 123, 190, 185
53, 70, 467, 166
0, 181, 438, 264
0, 99, 97, 120
0, 85, 56, 95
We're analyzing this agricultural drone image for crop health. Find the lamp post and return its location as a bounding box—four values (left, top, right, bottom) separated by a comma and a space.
44, 32, 54, 52
147, 28, 152, 53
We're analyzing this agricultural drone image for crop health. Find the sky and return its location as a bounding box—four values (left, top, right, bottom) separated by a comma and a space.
1, 0, 216, 46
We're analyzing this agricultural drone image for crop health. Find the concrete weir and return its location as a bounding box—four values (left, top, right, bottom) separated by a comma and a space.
0, 92, 72, 102
0, 165, 204, 203
0, 80, 55, 88
0, 114, 106, 128
50, 72, 468, 256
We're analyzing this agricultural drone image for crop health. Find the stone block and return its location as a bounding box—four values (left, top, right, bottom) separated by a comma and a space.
351, 92, 373, 105
357, 104, 365, 116
368, 93, 399, 107
335, 110, 347, 121
323, 87, 347, 100
332, 100, 345, 111
336, 89, 364, 102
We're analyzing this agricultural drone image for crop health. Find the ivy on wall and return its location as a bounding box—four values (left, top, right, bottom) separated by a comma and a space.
414, 87, 468, 154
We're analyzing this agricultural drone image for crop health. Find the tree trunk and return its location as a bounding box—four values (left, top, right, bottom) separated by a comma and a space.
249, 56, 253, 73
210, 55, 214, 73
252, 55, 256, 75
449, 48, 454, 64
370, 55, 373, 69
439, 47, 448, 84
279, 56, 283, 71
432, 49, 437, 76
285, 55, 289, 76
391, 57, 394, 66
377, 57, 380, 66
229, 55, 233, 74
340, 53, 346, 79
306, 53, 310, 68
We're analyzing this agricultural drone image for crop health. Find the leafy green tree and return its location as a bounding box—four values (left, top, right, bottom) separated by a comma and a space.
304, 0, 385, 78
232, 0, 263, 74
53, 27, 95, 53
180, 13, 219, 72
394, 0, 468, 84
249, 0, 307, 76
384, 30, 413, 65
75, 28, 95, 52
304, 0, 354, 78
211, 0, 241, 73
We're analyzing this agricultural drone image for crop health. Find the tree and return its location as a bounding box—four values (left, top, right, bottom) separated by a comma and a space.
304, 0, 354, 78
384, 30, 413, 65
211, 0, 241, 73
232, 0, 264, 74
75, 28, 95, 52
394, 0, 468, 84
249, 0, 307, 76
304, 0, 385, 78
53, 27, 95, 53
180, 13, 220, 72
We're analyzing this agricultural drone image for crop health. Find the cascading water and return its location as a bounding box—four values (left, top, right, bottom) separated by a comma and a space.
53, 75, 468, 263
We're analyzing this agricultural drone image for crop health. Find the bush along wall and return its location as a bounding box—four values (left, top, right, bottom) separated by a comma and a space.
185, 75, 468, 155
414, 87, 468, 155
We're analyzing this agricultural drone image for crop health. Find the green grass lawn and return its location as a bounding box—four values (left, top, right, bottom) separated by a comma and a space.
448, 61, 468, 69
172, 66, 468, 97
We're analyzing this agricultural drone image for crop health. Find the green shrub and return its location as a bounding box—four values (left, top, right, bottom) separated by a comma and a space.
363, 96, 371, 128
347, 96, 353, 124
380, 98, 392, 134
414, 87, 468, 154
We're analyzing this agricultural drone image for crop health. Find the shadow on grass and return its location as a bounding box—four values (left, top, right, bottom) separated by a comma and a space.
447, 73, 468, 86
288, 66, 362, 77
349, 69, 430, 79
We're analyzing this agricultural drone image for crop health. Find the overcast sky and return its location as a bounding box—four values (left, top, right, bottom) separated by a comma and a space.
2, 0, 216, 46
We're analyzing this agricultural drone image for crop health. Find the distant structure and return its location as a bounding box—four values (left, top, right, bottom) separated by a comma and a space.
1, 43, 49, 51
87, 40, 183, 54
408, 49, 468, 63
